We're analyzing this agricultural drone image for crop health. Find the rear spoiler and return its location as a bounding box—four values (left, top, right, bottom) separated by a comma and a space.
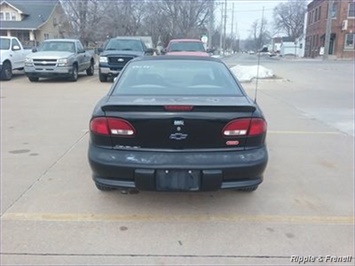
101, 105, 256, 113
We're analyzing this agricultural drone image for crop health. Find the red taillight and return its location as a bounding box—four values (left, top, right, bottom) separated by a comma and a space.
90, 117, 135, 136
164, 105, 193, 111
90, 117, 109, 135
249, 118, 267, 136
107, 118, 135, 136
223, 118, 266, 137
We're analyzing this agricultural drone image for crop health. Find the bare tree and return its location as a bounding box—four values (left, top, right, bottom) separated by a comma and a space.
273, 0, 307, 40
61, 0, 108, 46
157, 0, 210, 41
61, 0, 215, 47
249, 18, 270, 50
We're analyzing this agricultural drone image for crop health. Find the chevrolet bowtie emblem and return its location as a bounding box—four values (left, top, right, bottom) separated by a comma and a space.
169, 132, 188, 140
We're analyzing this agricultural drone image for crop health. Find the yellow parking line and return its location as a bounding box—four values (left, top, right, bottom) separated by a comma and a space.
268, 130, 343, 135
2, 213, 354, 225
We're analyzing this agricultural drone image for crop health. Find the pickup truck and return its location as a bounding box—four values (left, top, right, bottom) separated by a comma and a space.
0, 36, 32, 80
98, 37, 155, 82
24, 39, 95, 82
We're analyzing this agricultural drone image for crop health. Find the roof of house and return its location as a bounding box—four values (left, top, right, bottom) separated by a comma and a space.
0, 0, 59, 30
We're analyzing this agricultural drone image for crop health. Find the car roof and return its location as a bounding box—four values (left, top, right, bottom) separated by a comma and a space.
43, 39, 78, 42
131, 55, 222, 63
169, 39, 203, 43
165, 51, 210, 57
112, 37, 143, 41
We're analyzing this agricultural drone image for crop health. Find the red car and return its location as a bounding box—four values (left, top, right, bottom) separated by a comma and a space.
162, 39, 213, 56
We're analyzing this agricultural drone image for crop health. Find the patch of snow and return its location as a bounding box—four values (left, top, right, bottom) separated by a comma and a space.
230, 65, 274, 82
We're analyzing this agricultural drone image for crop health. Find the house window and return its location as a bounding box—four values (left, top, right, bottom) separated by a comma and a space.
331, 2, 337, 18
348, 3, 355, 18
344, 34, 354, 49
318, 6, 321, 20
308, 12, 311, 24
315, 8, 318, 22
0, 11, 16, 20
44, 33, 50, 40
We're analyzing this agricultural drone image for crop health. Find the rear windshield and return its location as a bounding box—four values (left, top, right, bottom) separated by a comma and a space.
39, 41, 75, 52
169, 42, 205, 52
105, 39, 144, 51
112, 60, 243, 96
0, 38, 10, 50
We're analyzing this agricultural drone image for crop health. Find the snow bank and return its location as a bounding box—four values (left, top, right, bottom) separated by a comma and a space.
230, 65, 274, 82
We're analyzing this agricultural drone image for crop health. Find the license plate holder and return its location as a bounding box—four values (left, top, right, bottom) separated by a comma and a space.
156, 170, 200, 191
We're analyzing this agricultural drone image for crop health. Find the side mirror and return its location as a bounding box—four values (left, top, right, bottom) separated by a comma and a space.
206, 48, 215, 53
32, 47, 38, 52
161, 48, 167, 55
145, 48, 155, 55
12, 45, 21, 51
97, 47, 103, 54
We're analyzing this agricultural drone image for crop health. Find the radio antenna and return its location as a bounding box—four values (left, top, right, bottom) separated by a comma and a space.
254, 6, 264, 103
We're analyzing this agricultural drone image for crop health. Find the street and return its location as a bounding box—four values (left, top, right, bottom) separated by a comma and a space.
1, 55, 354, 265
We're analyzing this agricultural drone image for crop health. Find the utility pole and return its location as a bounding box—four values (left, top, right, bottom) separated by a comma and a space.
323, 0, 334, 60
231, 3, 234, 51
223, 0, 227, 54
208, 0, 214, 49
219, 2, 223, 54
258, 7, 265, 50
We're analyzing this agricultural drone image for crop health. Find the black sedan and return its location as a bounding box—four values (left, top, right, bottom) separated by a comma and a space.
88, 56, 268, 192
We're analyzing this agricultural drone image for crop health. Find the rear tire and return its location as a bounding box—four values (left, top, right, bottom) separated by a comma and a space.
86, 61, 94, 76
99, 72, 107, 82
238, 185, 259, 192
28, 77, 39, 82
95, 182, 114, 191
1, 61, 12, 80
70, 64, 78, 81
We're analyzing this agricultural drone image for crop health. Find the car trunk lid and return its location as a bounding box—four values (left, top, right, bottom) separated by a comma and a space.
92, 96, 265, 150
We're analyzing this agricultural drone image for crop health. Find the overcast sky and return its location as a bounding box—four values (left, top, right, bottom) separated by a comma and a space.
215, 0, 289, 39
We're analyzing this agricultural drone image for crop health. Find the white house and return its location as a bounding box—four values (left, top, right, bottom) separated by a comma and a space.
280, 38, 298, 56
293, 12, 308, 57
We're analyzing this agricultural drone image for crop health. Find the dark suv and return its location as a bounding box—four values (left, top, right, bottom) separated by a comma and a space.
98, 37, 154, 82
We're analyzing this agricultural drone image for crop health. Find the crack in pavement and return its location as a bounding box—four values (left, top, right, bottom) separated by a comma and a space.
0, 252, 290, 259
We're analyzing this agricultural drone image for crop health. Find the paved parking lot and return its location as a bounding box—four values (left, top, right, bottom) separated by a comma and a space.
1, 58, 354, 265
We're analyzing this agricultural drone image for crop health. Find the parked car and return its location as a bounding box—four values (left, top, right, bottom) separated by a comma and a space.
0, 36, 32, 80
98, 36, 155, 82
88, 56, 268, 192
162, 39, 212, 56
24, 39, 95, 82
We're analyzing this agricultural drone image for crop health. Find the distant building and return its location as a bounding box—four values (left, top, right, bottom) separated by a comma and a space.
0, 0, 71, 47
271, 37, 282, 52
305, 0, 354, 59
280, 37, 297, 56
294, 12, 308, 58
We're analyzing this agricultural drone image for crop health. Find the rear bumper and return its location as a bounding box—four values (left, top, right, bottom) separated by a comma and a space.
88, 145, 268, 191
